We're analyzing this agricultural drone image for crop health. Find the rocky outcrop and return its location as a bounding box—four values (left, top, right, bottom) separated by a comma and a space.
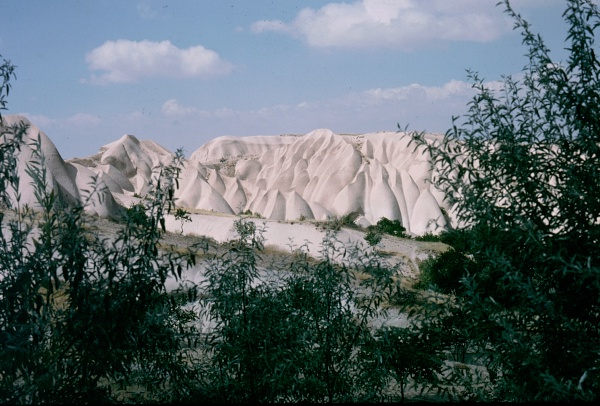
184, 129, 449, 234
0, 115, 121, 218
1, 115, 449, 235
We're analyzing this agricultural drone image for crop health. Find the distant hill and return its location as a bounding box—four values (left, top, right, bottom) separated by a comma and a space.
2, 115, 450, 235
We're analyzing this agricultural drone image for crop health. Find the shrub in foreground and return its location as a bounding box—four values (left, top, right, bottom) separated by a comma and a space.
410, 0, 600, 400
0, 69, 200, 401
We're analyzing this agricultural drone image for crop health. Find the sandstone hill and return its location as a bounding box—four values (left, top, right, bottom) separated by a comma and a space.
2, 115, 450, 236
0, 115, 121, 218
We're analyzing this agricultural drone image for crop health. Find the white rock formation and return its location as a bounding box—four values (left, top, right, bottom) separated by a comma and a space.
1, 115, 450, 235
185, 129, 449, 234
0, 115, 121, 218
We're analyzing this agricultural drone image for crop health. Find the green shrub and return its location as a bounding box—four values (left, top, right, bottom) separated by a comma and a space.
0, 65, 199, 402
339, 211, 360, 227
124, 201, 150, 227
415, 248, 476, 294
374, 217, 406, 237
174, 207, 192, 234
201, 223, 396, 402
364, 228, 383, 246
240, 209, 263, 218
414, 232, 442, 242
364, 217, 407, 246
409, 0, 600, 400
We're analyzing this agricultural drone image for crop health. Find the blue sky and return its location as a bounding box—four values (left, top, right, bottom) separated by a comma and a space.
0, 0, 576, 159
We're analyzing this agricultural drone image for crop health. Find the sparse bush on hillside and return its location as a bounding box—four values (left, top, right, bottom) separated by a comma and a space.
240, 209, 263, 218
124, 201, 150, 227
339, 211, 360, 227
373, 217, 406, 237
364, 228, 383, 246
414, 232, 442, 242
174, 207, 192, 234
319, 212, 361, 232
364, 217, 407, 246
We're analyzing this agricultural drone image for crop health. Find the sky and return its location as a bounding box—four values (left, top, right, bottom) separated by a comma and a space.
0, 0, 579, 159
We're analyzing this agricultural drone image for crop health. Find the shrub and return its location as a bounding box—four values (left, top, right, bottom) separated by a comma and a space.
409, 0, 600, 400
0, 63, 199, 402
240, 209, 263, 218
364, 217, 407, 246
124, 201, 150, 227
374, 217, 406, 237
174, 207, 192, 234
415, 248, 476, 294
364, 228, 383, 246
339, 211, 360, 227
201, 223, 396, 402
414, 232, 442, 242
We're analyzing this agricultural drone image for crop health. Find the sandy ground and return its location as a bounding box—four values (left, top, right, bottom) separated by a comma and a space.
151, 211, 447, 296
162, 211, 447, 268
81, 207, 448, 285
2, 203, 447, 283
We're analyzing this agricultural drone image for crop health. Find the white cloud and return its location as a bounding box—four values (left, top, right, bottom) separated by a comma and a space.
250, 19, 290, 34
157, 77, 484, 137
161, 99, 242, 120
23, 112, 101, 128
65, 113, 102, 126
84, 40, 233, 85
161, 99, 199, 116
365, 80, 475, 102
252, 0, 512, 49
136, 2, 160, 19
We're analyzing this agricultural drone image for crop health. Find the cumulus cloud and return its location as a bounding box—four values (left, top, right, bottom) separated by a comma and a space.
365, 80, 475, 102
84, 40, 233, 84
252, 0, 512, 49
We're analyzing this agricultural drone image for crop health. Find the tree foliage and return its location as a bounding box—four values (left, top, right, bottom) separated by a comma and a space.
200, 222, 397, 402
411, 0, 600, 400
0, 65, 200, 402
